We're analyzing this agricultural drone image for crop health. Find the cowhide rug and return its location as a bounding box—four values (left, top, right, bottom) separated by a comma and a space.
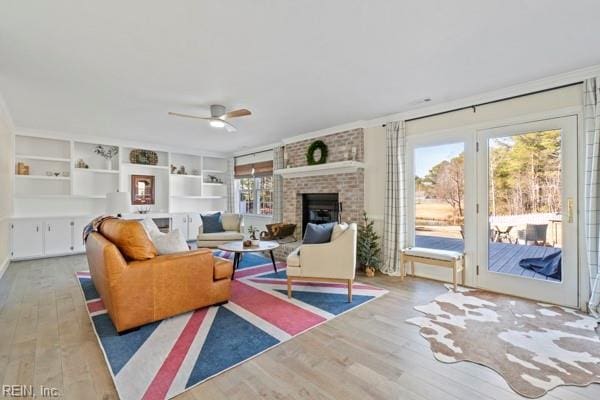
407, 286, 600, 398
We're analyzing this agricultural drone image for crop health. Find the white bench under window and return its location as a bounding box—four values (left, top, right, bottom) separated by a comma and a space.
401, 247, 465, 291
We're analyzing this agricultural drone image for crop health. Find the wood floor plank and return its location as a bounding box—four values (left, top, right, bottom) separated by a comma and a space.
0, 254, 597, 399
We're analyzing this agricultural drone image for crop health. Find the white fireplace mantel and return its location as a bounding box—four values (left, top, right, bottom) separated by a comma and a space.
274, 160, 365, 178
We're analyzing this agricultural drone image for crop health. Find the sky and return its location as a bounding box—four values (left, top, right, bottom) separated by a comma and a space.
414, 142, 464, 177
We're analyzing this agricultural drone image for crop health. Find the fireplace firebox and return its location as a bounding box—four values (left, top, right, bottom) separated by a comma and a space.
301, 193, 340, 236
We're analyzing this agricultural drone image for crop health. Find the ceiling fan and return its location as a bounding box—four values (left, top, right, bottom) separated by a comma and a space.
168, 104, 251, 132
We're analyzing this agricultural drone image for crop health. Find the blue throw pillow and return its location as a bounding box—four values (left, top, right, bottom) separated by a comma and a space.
201, 212, 225, 233
303, 222, 335, 244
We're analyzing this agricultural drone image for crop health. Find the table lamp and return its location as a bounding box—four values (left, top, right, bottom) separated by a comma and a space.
106, 191, 130, 217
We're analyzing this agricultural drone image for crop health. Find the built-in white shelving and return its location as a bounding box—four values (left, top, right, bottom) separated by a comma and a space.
74, 168, 119, 174
15, 175, 70, 181
202, 182, 224, 186
121, 163, 169, 170
13, 133, 230, 217
15, 155, 71, 163
170, 174, 203, 179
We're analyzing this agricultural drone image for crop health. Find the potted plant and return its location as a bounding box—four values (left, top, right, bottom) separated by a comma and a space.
357, 211, 381, 277
94, 145, 119, 170
248, 225, 260, 246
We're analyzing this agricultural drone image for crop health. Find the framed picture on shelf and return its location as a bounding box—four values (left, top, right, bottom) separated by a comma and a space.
131, 175, 155, 205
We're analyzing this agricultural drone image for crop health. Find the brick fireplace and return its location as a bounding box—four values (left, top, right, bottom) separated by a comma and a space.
273, 128, 365, 259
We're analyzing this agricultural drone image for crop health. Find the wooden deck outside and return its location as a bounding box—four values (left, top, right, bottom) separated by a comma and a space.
415, 235, 561, 282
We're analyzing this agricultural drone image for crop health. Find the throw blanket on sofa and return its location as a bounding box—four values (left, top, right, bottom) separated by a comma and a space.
83, 215, 118, 242
519, 250, 562, 280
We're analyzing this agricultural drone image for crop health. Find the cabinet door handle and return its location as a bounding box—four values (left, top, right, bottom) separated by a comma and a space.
48, 226, 51, 232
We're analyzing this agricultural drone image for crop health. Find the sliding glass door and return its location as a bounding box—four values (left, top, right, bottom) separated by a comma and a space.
476, 116, 578, 307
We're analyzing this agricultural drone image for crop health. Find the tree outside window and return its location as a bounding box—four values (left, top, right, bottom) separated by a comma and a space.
236, 176, 272, 215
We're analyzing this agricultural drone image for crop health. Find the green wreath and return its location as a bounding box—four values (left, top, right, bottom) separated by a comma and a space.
306, 140, 328, 165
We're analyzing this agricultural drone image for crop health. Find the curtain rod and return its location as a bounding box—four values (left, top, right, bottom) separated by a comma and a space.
381, 81, 582, 127
234, 148, 274, 159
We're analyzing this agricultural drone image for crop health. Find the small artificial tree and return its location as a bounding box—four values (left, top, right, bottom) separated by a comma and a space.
357, 211, 381, 276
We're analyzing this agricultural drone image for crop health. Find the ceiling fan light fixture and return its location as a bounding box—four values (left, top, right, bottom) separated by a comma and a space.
209, 119, 226, 128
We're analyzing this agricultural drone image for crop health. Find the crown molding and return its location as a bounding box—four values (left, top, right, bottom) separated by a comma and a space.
282, 64, 600, 140
281, 120, 367, 145
365, 64, 600, 127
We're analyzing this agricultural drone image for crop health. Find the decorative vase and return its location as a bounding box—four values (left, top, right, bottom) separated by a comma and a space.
251, 239, 260, 247
365, 266, 375, 277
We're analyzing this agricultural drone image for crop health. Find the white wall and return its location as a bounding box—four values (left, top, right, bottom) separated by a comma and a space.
0, 103, 14, 277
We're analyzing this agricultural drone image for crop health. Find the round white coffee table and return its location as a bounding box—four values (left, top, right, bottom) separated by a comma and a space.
218, 241, 280, 279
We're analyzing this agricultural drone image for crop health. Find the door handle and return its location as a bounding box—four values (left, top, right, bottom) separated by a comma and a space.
567, 197, 574, 223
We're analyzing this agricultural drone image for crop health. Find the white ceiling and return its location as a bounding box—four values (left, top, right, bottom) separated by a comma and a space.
1, 1, 600, 154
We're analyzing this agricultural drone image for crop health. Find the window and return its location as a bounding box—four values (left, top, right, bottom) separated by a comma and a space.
236, 176, 272, 215
413, 142, 465, 251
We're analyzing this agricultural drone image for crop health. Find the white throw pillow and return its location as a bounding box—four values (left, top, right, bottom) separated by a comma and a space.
331, 222, 349, 241
151, 229, 189, 255
140, 217, 162, 237
221, 213, 241, 232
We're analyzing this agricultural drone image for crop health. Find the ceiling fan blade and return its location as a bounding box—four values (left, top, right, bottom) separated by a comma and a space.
168, 111, 210, 121
223, 120, 237, 132
170, 111, 237, 132
224, 109, 251, 119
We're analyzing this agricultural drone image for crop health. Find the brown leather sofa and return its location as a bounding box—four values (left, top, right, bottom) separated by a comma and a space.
85, 219, 233, 332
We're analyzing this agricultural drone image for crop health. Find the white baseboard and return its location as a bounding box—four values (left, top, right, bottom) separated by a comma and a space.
0, 256, 9, 281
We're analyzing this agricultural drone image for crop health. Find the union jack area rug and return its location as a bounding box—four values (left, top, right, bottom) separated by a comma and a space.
76, 252, 387, 400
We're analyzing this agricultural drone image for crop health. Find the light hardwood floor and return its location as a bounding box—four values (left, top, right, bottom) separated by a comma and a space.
1, 254, 599, 400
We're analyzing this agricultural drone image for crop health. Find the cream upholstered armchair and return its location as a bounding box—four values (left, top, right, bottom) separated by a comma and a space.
286, 223, 357, 302
197, 213, 245, 248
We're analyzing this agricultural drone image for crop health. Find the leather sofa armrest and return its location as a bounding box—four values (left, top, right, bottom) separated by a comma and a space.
213, 257, 233, 280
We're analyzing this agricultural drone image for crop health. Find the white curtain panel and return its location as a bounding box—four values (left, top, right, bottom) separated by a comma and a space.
381, 121, 407, 276
272, 146, 284, 223
226, 158, 235, 212
584, 77, 600, 318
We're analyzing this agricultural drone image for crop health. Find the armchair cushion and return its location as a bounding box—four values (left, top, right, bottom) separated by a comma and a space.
99, 219, 158, 261
303, 222, 335, 244
287, 247, 301, 267
331, 222, 349, 241
198, 231, 245, 241
221, 213, 243, 232
201, 212, 225, 233
287, 223, 357, 280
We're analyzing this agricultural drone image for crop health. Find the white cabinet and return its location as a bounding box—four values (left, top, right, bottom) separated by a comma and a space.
171, 213, 190, 238
10, 216, 93, 260
170, 213, 201, 241
44, 219, 73, 256
72, 217, 89, 253
187, 213, 202, 241
11, 220, 44, 259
